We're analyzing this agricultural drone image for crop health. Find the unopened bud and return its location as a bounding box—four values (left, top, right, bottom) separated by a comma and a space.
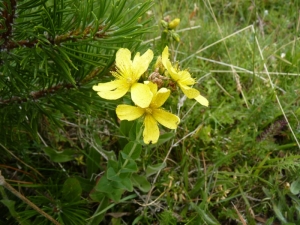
171, 32, 180, 42
168, 18, 180, 29
160, 20, 168, 29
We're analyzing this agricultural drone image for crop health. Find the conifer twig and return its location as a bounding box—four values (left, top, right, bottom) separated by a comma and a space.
0, 171, 61, 225
0, 83, 75, 105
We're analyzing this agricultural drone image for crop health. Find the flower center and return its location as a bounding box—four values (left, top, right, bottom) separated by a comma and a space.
145, 108, 153, 115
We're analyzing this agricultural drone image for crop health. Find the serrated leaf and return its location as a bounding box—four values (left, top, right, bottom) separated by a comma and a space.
131, 174, 151, 192
146, 162, 166, 177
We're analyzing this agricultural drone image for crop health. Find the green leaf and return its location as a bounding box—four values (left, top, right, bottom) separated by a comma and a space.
273, 203, 287, 223
94, 175, 124, 202
107, 167, 121, 182
62, 177, 82, 202
120, 120, 134, 137
75, 176, 95, 193
0, 199, 26, 224
129, 121, 138, 141
93, 134, 117, 161
190, 202, 220, 225
107, 159, 120, 171
148, 132, 175, 147
88, 194, 136, 220
265, 217, 275, 225
120, 175, 133, 192
91, 187, 124, 203
197, 125, 212, 143
146, 162, 166, 177
86, 148, 102, 178
120, 159, 138, 173
131, 174, 151, 192
42, 147, 76, 163
121, 141, 142, 160
290, 178, 300, 195
87, 195, 109, 225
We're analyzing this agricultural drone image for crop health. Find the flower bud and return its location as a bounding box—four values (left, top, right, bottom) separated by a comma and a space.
171, 32, 180, 42
160, 20, 168, 29
168, 18, 180, 29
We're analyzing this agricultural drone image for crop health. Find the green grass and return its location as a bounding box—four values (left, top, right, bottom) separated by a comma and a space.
2, 0, 300, 224
133, 0, 300, 224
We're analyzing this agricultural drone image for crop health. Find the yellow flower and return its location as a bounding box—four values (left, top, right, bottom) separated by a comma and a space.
168, 18, 180, 29
116, 82, 180, 144
161, 46, 209, 107
93, 48, 154, 108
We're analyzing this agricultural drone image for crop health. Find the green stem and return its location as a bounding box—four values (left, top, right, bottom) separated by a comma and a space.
121, 122, 143, 169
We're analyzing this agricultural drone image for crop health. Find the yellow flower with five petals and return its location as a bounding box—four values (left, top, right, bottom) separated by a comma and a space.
161, 46, 209, 107
93, 48, 154, 108
116, 82, 180, 144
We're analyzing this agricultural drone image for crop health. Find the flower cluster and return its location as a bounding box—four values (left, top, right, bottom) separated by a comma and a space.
93, 46, 208, 144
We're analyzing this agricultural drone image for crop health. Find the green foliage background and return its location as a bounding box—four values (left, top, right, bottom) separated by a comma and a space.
1, 0, 300, 224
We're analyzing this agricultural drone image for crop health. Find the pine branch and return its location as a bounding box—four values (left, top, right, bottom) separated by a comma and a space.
0, 0, 17, 65
4, 24, 109, 50
0, 83, 76, 105
0, 0, 17, 47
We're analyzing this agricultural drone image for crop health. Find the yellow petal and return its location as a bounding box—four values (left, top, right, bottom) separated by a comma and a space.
151, 88, 170, 108
143, 115, 159, 144
132, 49, 153, 80
161, 46, 170, 67
97, 84, 130, 100
92, 80, 125, 92
115, 48, 132, 78
116, 105, 145, 121
178, 84, 200, 99
161, 46, 181, 81
195, 95, 209, 107
152, 109, 180, 129
144, 81, 157, 95
131, 83, 153, 108
178, 70, 195, 86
